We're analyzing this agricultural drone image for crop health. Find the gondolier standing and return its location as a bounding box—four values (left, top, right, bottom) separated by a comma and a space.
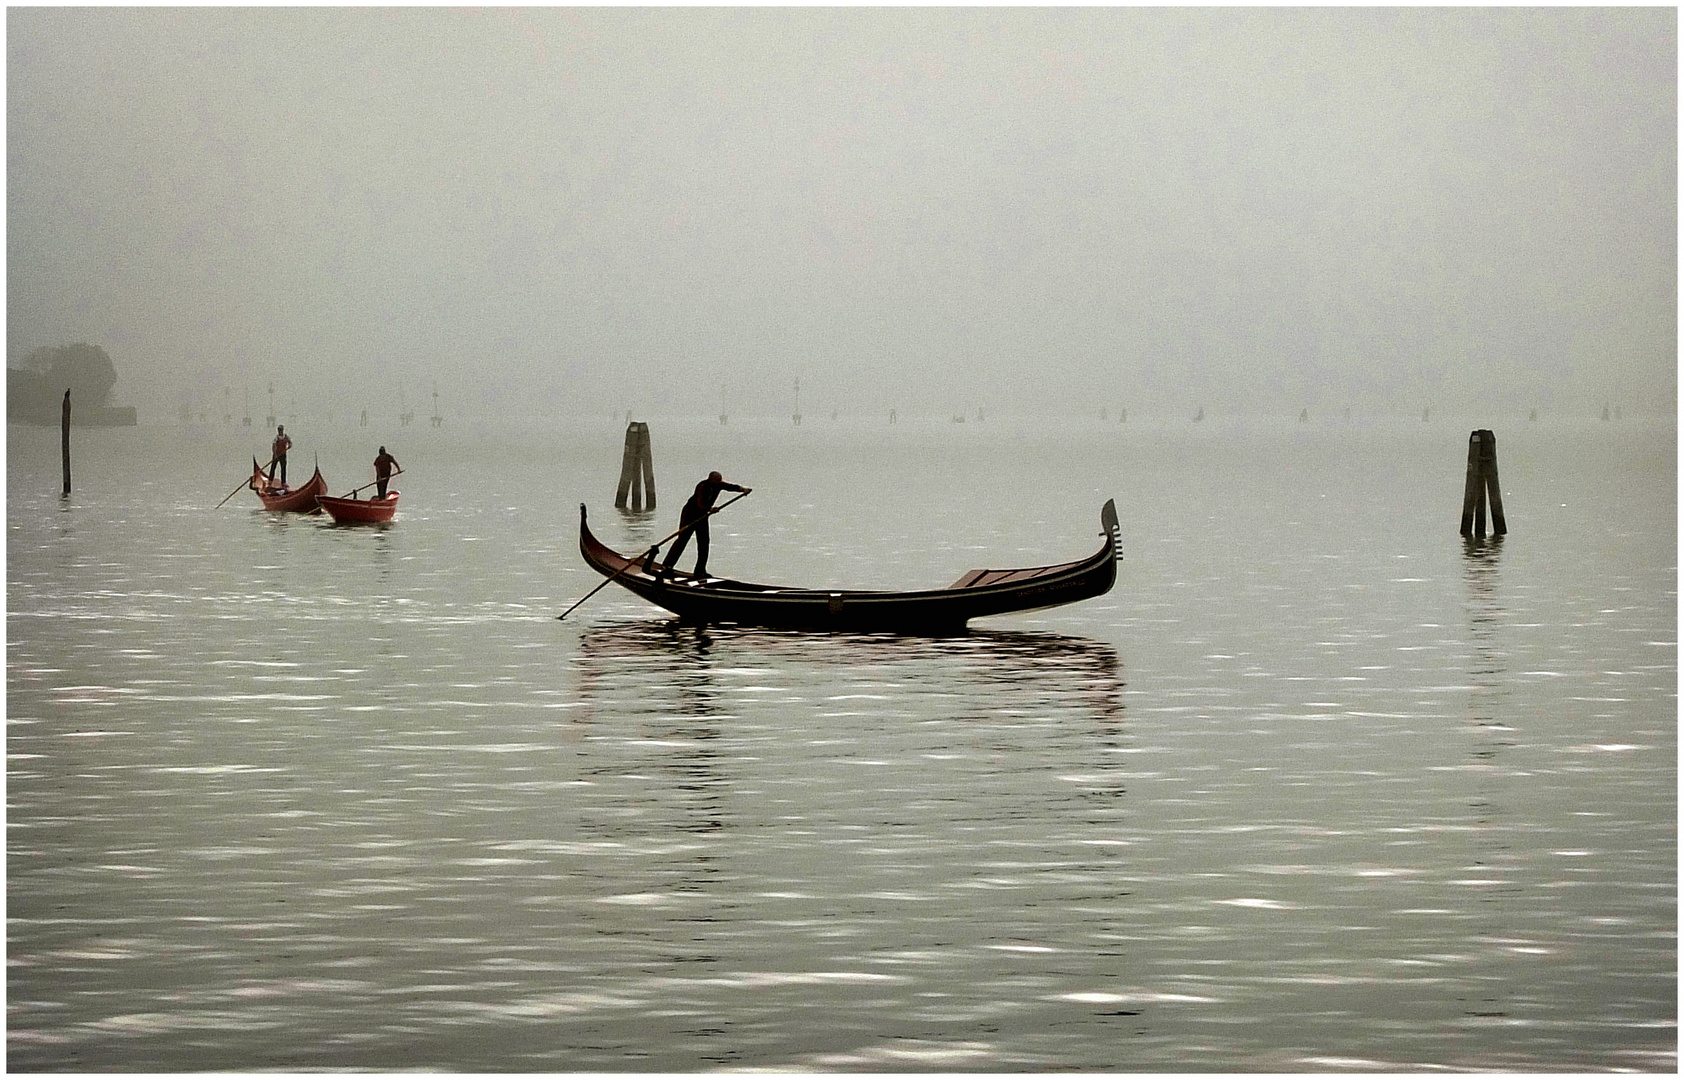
269, 425, 292, 485
374, 446, 400, 498
657, 471, 750, 579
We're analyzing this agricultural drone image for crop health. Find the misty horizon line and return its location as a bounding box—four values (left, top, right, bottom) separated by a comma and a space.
37, 404, 1671, 428
19, 362, 1667, 424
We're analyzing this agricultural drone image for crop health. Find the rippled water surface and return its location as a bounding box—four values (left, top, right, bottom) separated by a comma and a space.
8, 416, 1675, 1071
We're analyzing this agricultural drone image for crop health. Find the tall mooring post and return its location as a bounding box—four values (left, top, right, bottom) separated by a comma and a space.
614, 421, 656, 511
1459, 429, 1507, 538
60, 390, 71, 496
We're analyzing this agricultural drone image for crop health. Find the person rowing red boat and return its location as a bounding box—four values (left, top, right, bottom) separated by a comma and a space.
651, 471, 750, 579
269, 425, 292, 485
373, 446, 401, 498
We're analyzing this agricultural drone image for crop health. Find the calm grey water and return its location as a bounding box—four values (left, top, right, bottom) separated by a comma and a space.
8, 414, 1676, 1072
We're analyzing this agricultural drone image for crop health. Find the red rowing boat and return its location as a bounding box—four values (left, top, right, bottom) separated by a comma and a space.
317, 491, 399, 524
250, 458, 327, 513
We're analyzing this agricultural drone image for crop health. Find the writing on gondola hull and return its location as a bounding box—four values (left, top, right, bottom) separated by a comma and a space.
576, 500, 1121, 632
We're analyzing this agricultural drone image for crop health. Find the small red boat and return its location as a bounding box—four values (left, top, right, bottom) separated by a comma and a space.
250, 458, 327, 513
317, 491, 399, 525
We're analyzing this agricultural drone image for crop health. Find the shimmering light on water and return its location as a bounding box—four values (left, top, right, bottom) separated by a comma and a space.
8, 416, 1676, 1071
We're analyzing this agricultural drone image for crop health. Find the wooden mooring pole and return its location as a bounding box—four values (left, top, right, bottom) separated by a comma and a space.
614, 421, 656, 511
60, 390, 71, 495
638, 424, 655, 508
1458, 429, 1507, 538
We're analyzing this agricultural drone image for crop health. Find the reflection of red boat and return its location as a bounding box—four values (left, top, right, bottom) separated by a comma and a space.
317, 491, 399, 525
250, 458, 327, 513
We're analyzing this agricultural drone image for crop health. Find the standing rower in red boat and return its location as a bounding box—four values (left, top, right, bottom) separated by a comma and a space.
652, 471, 750, 579
269, 425, 292, 485
373, 446, 401, 498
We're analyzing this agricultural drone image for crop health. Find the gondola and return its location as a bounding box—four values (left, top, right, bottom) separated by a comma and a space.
317, 491, 399, 525
577, 499, 1120, 632
249, 457, 327, 513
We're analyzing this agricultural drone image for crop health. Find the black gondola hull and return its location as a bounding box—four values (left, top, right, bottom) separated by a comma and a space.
577, 500, 1120, 632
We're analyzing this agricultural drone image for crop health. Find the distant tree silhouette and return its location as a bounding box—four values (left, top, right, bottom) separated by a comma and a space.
23, 343, 118, 406
9, 343, 131, 424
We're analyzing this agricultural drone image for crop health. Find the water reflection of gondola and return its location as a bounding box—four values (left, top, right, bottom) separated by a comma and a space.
579, 620, 1123, 678
572, 621, 1127, 789
575, 621, 1125, 729
563, 621, 1135, 1003
661, 624, 726, 836
571, 622, 730, 829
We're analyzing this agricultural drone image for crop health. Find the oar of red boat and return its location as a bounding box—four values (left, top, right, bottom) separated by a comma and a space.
214, 457, 276, 509
336, 469, 402, 501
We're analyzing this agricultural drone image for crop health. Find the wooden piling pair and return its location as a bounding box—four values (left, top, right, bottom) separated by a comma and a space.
614, 422, 656, 511
1459, 429, 1506, 538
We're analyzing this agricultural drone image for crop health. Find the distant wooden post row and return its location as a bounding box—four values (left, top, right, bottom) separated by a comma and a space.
1459, 429, 1507, 538
614, 421, 655, 511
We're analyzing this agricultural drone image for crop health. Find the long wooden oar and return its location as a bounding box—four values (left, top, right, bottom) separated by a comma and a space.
215, 458, 275, 509
558, 489, 751, 621
337, 469, 403, 500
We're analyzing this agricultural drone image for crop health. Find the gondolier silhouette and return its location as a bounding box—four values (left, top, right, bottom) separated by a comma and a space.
373, 446, 400, 498
650, 471, 750, 579
269, 425, 292, 485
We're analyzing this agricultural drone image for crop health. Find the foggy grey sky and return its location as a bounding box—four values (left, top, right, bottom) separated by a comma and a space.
7, 7, 1676, 421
